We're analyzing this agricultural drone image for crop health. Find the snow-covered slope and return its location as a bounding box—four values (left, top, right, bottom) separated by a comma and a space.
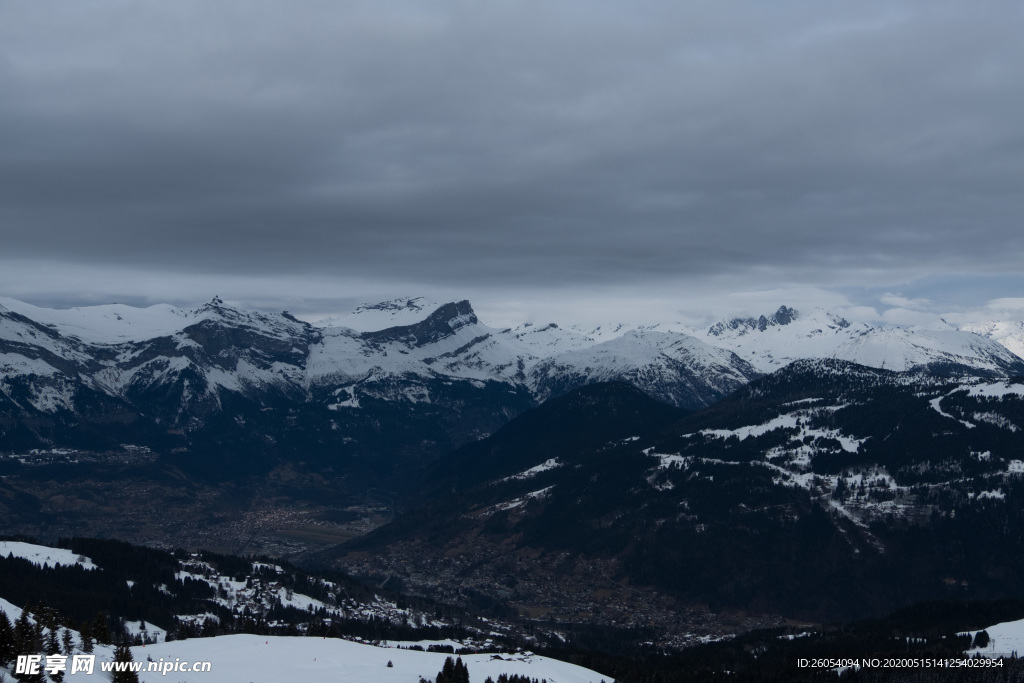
966, 617, 1024, 658
0, 296, 200, 344
0, 540, 97, 570
311, 296, 441, 332
694, 306, 865, 371
530, 329, 760, 408
959, 320, 1024, 362
2, 596, 608, 683
498, 321, 599, 356
117, 635, 609, 683
693, 306, 1024, 376
832, 324, 1023, 374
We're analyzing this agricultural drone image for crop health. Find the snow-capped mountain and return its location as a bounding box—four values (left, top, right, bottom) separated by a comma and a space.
686, 305, 1024, 376
309, 300, 535, 390
528, 329, 759, 408
1, 296, 312, 420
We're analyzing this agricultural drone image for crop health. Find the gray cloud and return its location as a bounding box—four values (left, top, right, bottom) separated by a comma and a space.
2, 1, 1023, 309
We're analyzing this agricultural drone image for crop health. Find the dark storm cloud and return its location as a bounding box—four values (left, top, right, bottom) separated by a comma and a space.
2, 1, 1023, 295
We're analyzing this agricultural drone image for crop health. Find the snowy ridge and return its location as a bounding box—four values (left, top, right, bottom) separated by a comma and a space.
688, 307, 1024, 375
499, 321, 599, 356
125, 634, 608, 683
0, 597, 607, 683
0, 296, 199, 344
0, 540, 97, 570
312, 297, 441, 332
529, 329, 760, 408
497, 458, 562, 482
959, 320, 1024, 361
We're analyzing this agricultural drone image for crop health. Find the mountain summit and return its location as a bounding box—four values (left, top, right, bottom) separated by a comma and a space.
708, 304, 803, 336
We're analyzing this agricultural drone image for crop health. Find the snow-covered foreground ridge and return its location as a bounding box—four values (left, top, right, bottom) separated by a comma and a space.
1, 295, 1022, 417
123, 635, 609, 683
967, 617, 1024, 659
1, 596, 608, 683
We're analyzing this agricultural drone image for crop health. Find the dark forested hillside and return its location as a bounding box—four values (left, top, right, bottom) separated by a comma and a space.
334, 366, 1024, 641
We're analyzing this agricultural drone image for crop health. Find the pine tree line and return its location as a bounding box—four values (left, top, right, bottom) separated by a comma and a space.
0, 602, 139, 683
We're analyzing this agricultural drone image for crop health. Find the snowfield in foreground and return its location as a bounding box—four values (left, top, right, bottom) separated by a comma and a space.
967, 618, 1024, 658
106, 635, 609, 683
4, 591, 608, 683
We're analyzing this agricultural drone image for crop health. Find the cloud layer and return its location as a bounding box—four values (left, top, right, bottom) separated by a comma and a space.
1, 1, 1022, 319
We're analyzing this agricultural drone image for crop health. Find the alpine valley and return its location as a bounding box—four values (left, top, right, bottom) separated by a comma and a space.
4, 295, 1024, 652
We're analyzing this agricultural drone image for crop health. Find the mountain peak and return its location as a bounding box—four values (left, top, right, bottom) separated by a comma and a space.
425, 300, 477, 328
362, 300, 478, 347
708, 305, 799, 336
772, 305, 796, 326
196, 295, 232, 314
353, 297, 429, 315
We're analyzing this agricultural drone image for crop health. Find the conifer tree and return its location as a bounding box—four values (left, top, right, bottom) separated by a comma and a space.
93, 612, 111, 645
46, 627, 64, 683
14, 609, 40, 658
454, 656, 469, 683
0, 610, 13, 666
434, 656, 470, 683
439, 655, 455, 683
111, 642, 139, 683
13, 610, 44, 683
61, 627, 74, 656
80, 620, 94, 653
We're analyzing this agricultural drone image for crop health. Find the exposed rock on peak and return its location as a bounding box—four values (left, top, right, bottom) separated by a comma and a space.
771, 305, 796, 327
363, 300, 478, 348
354, 297, 428, 314
709, 305, 799, 337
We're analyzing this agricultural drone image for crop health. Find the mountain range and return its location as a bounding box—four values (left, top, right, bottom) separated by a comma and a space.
2, 294, 1022, 483
3, 295, 1021, 419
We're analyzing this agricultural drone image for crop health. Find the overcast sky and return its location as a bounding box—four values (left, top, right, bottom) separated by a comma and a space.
2, 1, 1022, 326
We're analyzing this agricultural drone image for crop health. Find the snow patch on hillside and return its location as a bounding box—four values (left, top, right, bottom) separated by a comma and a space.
498, 458, 561, 482
491, 486, 556, 513
965, 381, 1024, 399
929, 396, 976, 429
0, 541, 97, 570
